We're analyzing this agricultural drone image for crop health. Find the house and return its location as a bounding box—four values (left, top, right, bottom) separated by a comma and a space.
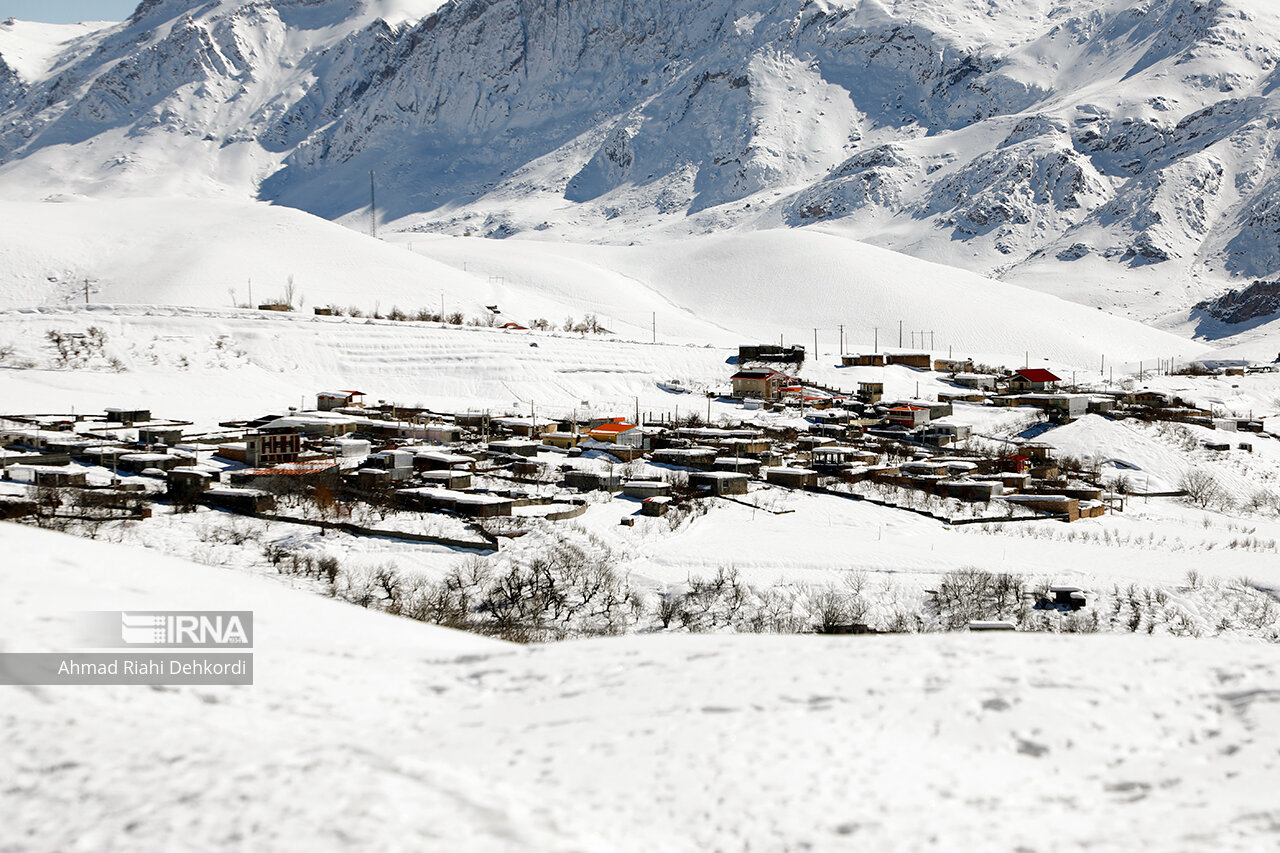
1044, 587, 1088, 611
1021, 443, 1055, 462
168, 467, 214, 500
492, 417, 550, 438
1020, 394, 1088, 421
938, 390, 988, 404
886, 405, 930, 429
396, 487, 513, 518
563, 470, 621, 492
887, 352, 932, 369
952, 373, 998, 390
1008, 369, 1061, 393
928, 423, 972, 441
688, 471, 749, 496
230, 460, 340, 485
1132, 390, 1170, 408
587, 422, 646, 448
857, 382, 884, 404
732, 368, 786, 400
116, 452, 184, 475
1004, 494, 1081, 522
244, 430, 301, 467
939, 480, 1002, 501
201, 487, 276, 514
541, 431, 583, 449
105, 407, 151, 426
764, 467, 818, 488
137, 427, 184, 447
415, 450, 476, 472
738, 344, 805, 364
419, 470, 473, 490
354, 468, 392, 490
641, 496, 671, 517
0, 496, 37, 519
316, 390, 365, 411
29, 466, 88, 488
810, 446, 867, 467
844, 353, 887, 367
999, 454, 1031, 474
79, 445, 134, 469
934, 358, 975, 373
257, 413, 357, 438
650, 447, 718, 469
713, 456, 762, 476
488, 439, 540, 458
622, 480, 672, 499
364, 450, 415, 481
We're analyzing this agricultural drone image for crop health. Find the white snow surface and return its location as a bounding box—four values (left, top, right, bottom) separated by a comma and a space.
5, 520, 1280, 852
6, 0, 1280, 339
0, 197, 1209, 371
0, 19, 112, 82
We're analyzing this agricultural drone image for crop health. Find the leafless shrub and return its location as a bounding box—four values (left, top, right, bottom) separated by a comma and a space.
1180, 468, 1223, 509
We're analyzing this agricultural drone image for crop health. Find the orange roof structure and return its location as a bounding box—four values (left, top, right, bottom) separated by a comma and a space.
589, 422, 637, 436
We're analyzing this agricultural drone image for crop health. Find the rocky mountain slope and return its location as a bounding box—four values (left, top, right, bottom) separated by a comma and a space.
4, 1, 1280, 324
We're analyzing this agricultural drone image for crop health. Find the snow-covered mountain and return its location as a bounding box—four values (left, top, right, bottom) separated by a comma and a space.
5, 1, 1280, 322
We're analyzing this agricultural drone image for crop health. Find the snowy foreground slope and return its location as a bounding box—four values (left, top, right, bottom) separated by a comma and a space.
4, 521, 1280, 852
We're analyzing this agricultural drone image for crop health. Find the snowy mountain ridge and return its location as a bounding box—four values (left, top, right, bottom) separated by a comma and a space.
4, 1, 1280, 320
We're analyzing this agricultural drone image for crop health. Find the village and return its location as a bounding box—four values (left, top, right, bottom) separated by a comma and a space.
2, 341, 1276, 560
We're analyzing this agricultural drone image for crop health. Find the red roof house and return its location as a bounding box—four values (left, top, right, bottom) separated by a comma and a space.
1010, 368, 1061, 392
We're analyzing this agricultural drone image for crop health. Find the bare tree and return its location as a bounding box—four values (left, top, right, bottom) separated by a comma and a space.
1179, 468, 1223, 508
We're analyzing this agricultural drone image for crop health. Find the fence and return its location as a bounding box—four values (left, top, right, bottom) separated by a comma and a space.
245, 511, 499, 552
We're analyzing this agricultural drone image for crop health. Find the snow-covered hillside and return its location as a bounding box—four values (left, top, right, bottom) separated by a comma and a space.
5, 520, 1280, 851
0, 198, 1209, 370
5, 0, 1280, 328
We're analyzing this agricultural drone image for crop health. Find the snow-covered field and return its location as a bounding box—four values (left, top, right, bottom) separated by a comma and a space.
5, 2, 1280, 844
0, 197, 1210, 368
5, 521, 1280, 852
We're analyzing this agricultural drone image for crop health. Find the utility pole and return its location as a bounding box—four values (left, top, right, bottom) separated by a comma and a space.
84, 279, 90, 305
248, 278, 253, 308
839, 324, 844, 356
930, 330, 934, 350
911, 331, 915, 348
1101, 354, 1105, 377
874, 327, 878, 353
369, 170, 377, 239
652, 312, 656, 344
706, 393, 711, 425
898, 320, 903, 348
813, 328, 818, 358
